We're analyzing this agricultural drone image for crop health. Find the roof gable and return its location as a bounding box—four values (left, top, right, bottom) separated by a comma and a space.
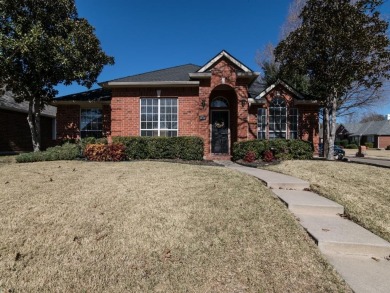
197, 50, 253, 73
255, 79, 306, 100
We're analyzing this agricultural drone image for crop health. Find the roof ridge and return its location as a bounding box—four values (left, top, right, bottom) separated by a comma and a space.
101, 63, 201, 84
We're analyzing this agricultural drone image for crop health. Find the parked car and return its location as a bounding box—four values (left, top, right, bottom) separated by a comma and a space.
318, 144, 345, 159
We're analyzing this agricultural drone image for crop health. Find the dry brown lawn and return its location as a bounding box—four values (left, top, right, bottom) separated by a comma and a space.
0, 161, 350, 292
266, 160, 390, 243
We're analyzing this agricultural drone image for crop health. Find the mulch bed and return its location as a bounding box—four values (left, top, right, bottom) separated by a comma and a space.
235, 159, 282, 168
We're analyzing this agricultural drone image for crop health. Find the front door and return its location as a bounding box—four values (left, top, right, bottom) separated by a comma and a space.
211, 110, 229, 154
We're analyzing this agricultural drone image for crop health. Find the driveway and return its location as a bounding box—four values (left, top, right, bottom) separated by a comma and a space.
347, 156, 390, 168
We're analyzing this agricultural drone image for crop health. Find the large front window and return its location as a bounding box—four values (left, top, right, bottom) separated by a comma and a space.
80, 108, 103, 138
140, 98, 178, 137
269, 97, 287, 139
257, 97, 299, 140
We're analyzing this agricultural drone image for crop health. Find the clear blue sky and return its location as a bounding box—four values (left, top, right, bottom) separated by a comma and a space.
56, 0, 390, 117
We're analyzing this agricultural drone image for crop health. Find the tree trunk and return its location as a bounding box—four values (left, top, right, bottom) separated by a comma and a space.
27, 98, 41, 152
323, 95, 338, 161
328, 96, 338, 160
323, 107, 330, 159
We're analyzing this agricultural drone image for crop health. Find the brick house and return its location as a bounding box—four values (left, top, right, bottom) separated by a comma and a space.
53, 51, 320, 159
336, 121, 390, 149
0, 92, 56, 153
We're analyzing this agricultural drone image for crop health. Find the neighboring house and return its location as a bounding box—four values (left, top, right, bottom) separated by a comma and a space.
53, 50, 320, 159
336, 120, 390, 148
0, 92, 57, 153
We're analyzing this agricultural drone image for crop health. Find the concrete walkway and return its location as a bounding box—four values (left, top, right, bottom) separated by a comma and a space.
216, 161, 390, 293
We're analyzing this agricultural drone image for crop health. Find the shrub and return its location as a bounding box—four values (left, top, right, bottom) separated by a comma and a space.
340, 139, 349, 148
112, 136, 204, 160
233, 139, 313, 161
364, 142, 374, 148
345, 144, 358, 149
16, 143, 80, 163
232, 140, 268, 161
244, 151, 256, 163
287, 139, 313, 160
262, 150, 274, 162
386, 145, 390, 150
84, 143, 126, 161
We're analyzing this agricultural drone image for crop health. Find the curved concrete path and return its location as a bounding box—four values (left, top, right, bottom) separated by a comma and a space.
216, 161, 390, 293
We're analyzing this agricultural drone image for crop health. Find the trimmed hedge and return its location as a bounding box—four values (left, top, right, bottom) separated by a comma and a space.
233, 139, 313, 161
112, 136, 204, 160
345, 144, 358, 149
364, 142, 374, 148
16, 143, 80, 163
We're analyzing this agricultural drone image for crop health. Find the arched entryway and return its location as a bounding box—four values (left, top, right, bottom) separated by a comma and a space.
209, 85, 237, 155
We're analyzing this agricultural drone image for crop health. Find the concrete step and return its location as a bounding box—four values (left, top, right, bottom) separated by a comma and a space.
272, 189, 344, 215
323, 252, 390, 293
227, 165, 310, 190
297, 214, 390, 257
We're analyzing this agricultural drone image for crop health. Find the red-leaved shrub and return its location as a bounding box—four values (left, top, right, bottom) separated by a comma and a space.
244, 150, 256, 163
262, 150, 274, 162
84, 143, 126, 161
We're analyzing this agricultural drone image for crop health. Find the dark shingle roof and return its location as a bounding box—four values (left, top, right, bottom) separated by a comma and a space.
55, 88, 111, 102
248, 77, 267, 98
343, 120, 390, 136
0, 92, 56, 117
104, 64, 201, 83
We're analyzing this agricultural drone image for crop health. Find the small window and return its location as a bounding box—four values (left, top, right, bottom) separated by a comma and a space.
140, 98, 178, 137
257, 108, 267, 139
211, 97, 229, 108
289, 108, 299, 139
80, 109, 103, 138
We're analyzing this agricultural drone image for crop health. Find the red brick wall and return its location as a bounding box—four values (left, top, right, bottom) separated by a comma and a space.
378, 136, 390, 148
111, 87, 200, 137
0, 109, 54, 152
102, 105, 111, 137
56, 105, 80, 140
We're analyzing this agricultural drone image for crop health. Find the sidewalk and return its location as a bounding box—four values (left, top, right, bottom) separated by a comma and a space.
217, 161, 390, 293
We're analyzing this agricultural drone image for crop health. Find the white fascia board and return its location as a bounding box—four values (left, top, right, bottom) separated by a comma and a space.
294, 100, 319, 105
255, 80, 306, 101
198, 51, 252, 73
105, 81, 199, 87
51, 100, 110, 106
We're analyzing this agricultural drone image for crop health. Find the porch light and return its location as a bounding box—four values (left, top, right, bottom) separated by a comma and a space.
240, 99, 247, 107
156, 89, 161, 97
201, 99, 206, 109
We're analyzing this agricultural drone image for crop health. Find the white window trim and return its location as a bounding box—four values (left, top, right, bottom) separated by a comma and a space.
80, 108, 103, 138
139, 97, 179, 136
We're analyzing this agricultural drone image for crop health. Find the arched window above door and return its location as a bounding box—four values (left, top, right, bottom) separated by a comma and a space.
211, 97, 229, 108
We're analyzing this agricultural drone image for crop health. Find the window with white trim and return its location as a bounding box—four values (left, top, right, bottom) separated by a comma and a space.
269, 97, 287, 139
80, 108, 103, 138
140, 98, 178, 137
257, 97, 299, 140
289, 108, 299, 139
257, 108, 266, 139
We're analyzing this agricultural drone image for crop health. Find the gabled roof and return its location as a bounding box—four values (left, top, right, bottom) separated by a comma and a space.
255, 79, 306, 100
0, 92, 56, 118
342, 120, 390, 136
197, 50, 254, 73
54, 88, 111, 103
100, 64, 201, 87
